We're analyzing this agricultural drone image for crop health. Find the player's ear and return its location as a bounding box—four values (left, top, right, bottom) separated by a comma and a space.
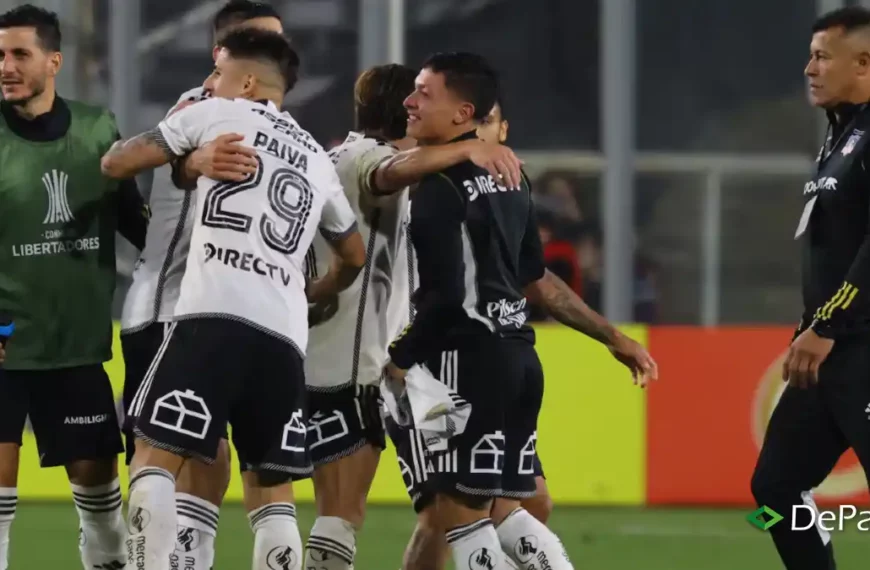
212, 45, 221, 61
46, 51, 62, 77
499, 119, 509, 144
241, 73, 256, 97
454, 102, 475, 125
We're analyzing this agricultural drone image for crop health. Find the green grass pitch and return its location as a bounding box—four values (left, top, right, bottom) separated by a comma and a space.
9, 503, 866, 569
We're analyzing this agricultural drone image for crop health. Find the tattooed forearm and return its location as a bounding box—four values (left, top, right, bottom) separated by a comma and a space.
142, 127, 175, 159
101, 127, 178, 179
538, 270, 619, 346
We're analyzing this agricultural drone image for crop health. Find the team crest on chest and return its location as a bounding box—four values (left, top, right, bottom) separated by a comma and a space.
841, 129, 865, 156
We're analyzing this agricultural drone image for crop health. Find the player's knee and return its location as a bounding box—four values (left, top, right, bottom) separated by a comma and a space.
176, 452, 231, 506
65, 457, 117, 487
405, 510, 448, 570
750, 462, 783, 505
0, 444, 20, 487
522, 490, 554, 524
254, 469, 293, 488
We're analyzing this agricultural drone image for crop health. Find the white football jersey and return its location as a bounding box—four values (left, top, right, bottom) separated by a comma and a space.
157, 98, 357, 354
121, 86, 209, 333
305, 132, 416, 389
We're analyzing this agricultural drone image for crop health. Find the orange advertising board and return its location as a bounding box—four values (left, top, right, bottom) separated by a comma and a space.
646, 326, 869, 506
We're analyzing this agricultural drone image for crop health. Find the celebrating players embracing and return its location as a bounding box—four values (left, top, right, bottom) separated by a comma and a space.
302, 63, 522, 570
120, 3, 284, 569
102, 28, 365, 570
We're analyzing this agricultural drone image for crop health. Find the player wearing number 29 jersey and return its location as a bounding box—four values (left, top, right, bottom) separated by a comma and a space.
156, 96, 355, 352
101, 28, 367, 570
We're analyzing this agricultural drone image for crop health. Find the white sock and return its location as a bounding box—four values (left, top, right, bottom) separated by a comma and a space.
248, 503, 303, 570
72, 478, 126, 570
304, 516, 356, 569
0, 488, 15, 570
174, 493, 219, 570
126, 467, 177, 570
497, 508, 574, 570
445, 518, 504, 570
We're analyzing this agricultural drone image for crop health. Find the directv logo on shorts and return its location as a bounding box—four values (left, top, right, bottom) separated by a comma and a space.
203, 242, 292, 286
151, 389, 212, 439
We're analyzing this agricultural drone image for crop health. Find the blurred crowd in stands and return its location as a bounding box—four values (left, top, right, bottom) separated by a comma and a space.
528, 170, 658, 324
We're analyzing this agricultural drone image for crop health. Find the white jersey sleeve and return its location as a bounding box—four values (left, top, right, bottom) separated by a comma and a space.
355, 142, 396, 193
121, 86, 208, 333
305, 132, 416, 390
157, 98, 221, 157
318, 170, 358, 240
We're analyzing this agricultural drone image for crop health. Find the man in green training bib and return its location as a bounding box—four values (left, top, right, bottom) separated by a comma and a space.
0, 5, 148, 570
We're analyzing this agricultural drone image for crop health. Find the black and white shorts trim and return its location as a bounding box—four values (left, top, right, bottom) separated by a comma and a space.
388, 338, 544, 506
306, 383, 385, 467
129, 317, 312, 479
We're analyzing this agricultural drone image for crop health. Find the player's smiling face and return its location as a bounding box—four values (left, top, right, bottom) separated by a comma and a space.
0, 27, 60, 105
403, 68, 473, 143
203, 49, 251, 100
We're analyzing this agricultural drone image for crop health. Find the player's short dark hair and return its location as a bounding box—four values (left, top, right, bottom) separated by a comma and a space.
213, 0, 281, 36
813, 6, 870, 34
0, 4, 61, 52
216, 27, 300, 93
355, 64, 417, 140
422, 52, 499, 121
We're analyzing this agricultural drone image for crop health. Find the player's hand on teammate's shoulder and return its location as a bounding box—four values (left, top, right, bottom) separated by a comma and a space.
466, 139, 523, 190
607, 333, 658, 388
781, 327, 834, 389
190, 133, 258, 182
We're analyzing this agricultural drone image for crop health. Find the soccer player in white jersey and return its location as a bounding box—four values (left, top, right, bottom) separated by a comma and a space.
119, 3, 283, 569
301, 65, 522, 570
102, 29, 366, 570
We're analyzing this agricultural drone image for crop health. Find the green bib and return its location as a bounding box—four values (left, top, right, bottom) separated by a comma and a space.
0, 99, 120, 370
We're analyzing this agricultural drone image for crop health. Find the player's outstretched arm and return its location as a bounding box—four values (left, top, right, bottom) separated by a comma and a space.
524, 270, 658, 386
371, 139, 523, 194
307, 231, 366, 302
101, 127, 177, 179
524, 270, 618, 345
